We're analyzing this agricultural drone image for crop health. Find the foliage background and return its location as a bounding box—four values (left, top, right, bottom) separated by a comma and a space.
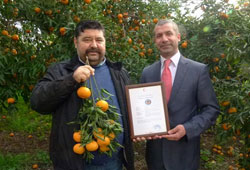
0, 0, 249, 169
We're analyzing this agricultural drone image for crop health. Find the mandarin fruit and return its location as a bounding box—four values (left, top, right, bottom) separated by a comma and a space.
86, 140, 99, 151
97, 136, 110, 146
73, 143, 85, 154
77, 86, 91, 99
73, 131, 81, 142
96, 100, 109, 112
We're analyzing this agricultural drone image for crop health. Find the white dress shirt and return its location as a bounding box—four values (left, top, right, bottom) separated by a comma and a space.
160, 51, 181, 85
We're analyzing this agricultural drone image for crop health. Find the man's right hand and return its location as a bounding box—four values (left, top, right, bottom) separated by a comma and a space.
73, 65, 95, 83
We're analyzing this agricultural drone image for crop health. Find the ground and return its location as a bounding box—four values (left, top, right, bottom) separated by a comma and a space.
0, 130, 221, 170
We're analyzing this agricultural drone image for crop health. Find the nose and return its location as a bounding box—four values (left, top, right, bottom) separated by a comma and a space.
162, 34, 169, 42
90, 40, 97, 48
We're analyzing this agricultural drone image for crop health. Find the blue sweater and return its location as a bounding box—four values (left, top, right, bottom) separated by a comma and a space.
85, 62, 124, 165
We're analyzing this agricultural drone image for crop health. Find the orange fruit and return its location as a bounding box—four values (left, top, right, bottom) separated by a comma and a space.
139, 52, 145, 57
220, 53, 225, 58
29, 85, 34, 91
7, 98, 15, 104
147, 48, 153, 54
31, 55, 36, 60
86, 140, 99, 151
3, 0, 8, 4
96, 100, 109, 112
32, 164, 38, 169
12, 49, 17, 55
97, 136, 110, 146
73, 143, 85, 154
1, 30, 9, 36
34, 7, 41, 14
212, 57, 219, 62
117, 13, 123, 20
2, 115, 6, 119
45, 10, 52, 16
214, 66, 219, 72
221, 101, 230, 106
134, 26, 139, 31
4, 48, 10, 53
141, 19, 146, 24
133, 19, 139, 25
107, 9, 112, 14
153, 18, 158, 24
93, 128, 103, 139
77, 86, 91, 99
73, 131, 81, 142
61, 0, 69, 5
228, 107, 237, 114
181, 41, 188, 48
84, 0, 91, 4
222, 123, 228, 130
59, 27, 66, 36
232, 136, 237, 141
28, 135, 33, 139
108, 132, 115, 140
99, 145, 110, 152
128, 38, 132, 44
220, 12, 229, 19
73, 16, 80, 23
140, 44, 144, 49
11, 34, 19, 41
9, 132, 14, 137
123, 12, 128, 18
26, 29, 31, 33
235, 129, 240, 135
225, 76, 231, 80
49, 27, 54, 32
244, 2, 249, 7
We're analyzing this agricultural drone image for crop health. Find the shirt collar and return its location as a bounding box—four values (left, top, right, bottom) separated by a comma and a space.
160, 51, 180, 68
78, 56, 106, 67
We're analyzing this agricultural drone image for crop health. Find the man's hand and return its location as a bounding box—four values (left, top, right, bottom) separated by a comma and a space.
132, 125, 186, 142
133, 135, 165, 142
163, 124, 186, 141
73, 65, 95, 83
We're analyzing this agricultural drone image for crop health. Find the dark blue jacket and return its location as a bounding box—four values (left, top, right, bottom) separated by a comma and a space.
30, 56, 134, 170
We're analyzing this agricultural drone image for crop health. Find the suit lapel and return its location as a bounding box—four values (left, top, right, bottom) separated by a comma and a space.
155, 61, 161, 81
169, 56, 189, 104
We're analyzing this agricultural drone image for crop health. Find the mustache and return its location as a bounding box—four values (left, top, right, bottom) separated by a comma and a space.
86, 48, 101, 54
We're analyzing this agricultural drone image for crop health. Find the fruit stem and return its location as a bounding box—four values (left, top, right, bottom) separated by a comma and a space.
85, 56, 102, 100
86, 56, 97, 107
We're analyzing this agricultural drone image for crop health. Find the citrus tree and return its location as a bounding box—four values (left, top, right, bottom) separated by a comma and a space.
0, 0, 249, 169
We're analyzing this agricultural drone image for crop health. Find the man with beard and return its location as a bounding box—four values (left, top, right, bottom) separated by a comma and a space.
138, 19, 219, 169
30, 20, 134, 170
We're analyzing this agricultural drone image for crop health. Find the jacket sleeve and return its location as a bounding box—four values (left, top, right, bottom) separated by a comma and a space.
183, 65, 220, 140
30, 63, 78, 114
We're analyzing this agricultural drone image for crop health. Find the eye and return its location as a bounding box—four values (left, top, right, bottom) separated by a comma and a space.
166, 31, 173, 36
82, 38, 92, 42
156, 34, 162, 38
96, 38, 104, 42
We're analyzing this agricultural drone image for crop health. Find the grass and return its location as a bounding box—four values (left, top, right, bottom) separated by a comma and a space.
0, 97, 243, 170
0, 97, 52, 169
0, 151, 51, 170
0, 97, 51, 139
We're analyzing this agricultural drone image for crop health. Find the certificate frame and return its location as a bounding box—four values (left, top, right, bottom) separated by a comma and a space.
125, 82, 170, 139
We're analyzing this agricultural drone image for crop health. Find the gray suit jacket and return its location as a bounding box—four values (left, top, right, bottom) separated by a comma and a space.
140, 56, 220, 170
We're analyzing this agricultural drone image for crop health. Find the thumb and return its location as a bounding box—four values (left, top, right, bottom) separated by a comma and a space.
168, 127, 177, 135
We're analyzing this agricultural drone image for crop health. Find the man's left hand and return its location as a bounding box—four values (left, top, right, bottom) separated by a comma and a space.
163, 124, 186, 141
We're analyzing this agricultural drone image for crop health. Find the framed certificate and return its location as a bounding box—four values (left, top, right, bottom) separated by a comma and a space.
125, 82, 170, 139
